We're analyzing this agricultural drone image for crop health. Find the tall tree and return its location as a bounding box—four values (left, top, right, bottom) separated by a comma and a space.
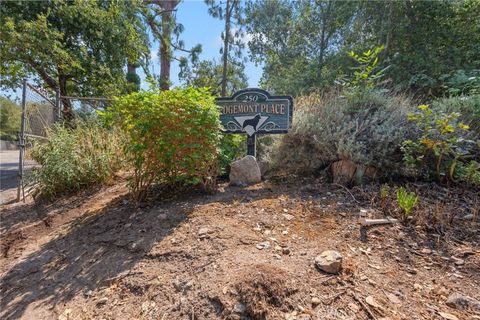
205, 0, 245, 97
0, 0, 148, 122
244, 0, 356, 95
142, 0, 202, 91
179, 59, 248, 96
245, 0, 480, 97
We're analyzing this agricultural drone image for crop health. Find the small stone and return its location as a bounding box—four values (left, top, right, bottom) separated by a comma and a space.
452, 257, 465, 266
421, 248, 432, 254
446, 293, 480, 311
256, 241, 271, 250
365, 296, 381, 309
233, 303, 246, 314
84, 290, 93, 297
439, 312, 459, 320
282, 247, 291, 255
198, 227, 211, 239
311, 297, 321, 306
314, 250, 343, 274
283, 213, 295, 221
282, 230, 289, 235
97, 297, 108, 305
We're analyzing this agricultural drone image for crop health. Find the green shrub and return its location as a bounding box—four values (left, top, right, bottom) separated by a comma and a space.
218, 134, 245, 175
0, 97, 21, 141
396, 187, 418, 216
402, 104, 479, 184
430, 95, 480, 134
104, 88, 220, 202
30, 121, 125, 198
271, 90, 414, 176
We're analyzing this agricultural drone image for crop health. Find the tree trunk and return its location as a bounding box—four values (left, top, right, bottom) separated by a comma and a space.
127, 62, 136, 74
58, 75, 75, 126
221, 0, 231, 97
159, 0, 178, 91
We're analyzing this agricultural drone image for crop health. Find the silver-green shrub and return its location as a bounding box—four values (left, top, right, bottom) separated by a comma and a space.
29, 121, 126, 198
271, 90, 415, 175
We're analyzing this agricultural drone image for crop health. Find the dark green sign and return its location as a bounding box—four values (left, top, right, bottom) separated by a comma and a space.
216, 88, 293, 136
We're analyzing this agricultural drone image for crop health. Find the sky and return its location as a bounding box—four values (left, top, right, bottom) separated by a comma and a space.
144, 0, 262, 90
0, 0, 263, 100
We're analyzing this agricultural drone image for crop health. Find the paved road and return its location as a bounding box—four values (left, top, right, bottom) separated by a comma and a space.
1, 150, 21, 191
1, 150, 38, 204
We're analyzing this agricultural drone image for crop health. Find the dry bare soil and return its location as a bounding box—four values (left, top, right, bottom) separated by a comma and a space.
0, 178, 479, 320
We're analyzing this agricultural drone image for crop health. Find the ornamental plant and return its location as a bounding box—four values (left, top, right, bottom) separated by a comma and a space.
402, 104, 479, 183
396, 187, 418, 217
102, 88, 221, 202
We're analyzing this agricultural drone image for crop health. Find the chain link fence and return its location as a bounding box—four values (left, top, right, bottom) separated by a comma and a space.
17, 80, 111, 202
17, 80, 60, 201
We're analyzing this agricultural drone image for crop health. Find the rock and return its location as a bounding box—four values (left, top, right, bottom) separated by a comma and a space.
421, 248, 432, 254
365, 296, 381, 309
452, 257, 465, 266
229, 155, 261, 186
172, 277, 193, 292
96, 297, 108, 305
331, 159, 357, 185
282, 247, 291, 255
439, 312, 459, 320
311, 297, 321, 306
256, 241, 271, 250
446, 293, 480, 311
258, 160, 269, 177
314, 250, 343, 274
283, 213, 295, 221
384, 291, 401, 304
233, 302, 246, 314
198, 227, 211, 239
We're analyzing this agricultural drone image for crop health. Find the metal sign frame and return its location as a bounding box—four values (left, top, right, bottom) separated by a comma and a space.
216, 88, 293, 157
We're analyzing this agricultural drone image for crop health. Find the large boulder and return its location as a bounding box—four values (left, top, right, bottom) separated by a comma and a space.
229, 156, 262, 186
315, 250, 343, 274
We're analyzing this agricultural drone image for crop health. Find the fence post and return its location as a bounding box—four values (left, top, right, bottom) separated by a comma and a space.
17, 79, 27, 202
54, 87, 61, 122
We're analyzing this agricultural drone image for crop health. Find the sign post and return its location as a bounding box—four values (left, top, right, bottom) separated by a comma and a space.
216, 88, 293, 157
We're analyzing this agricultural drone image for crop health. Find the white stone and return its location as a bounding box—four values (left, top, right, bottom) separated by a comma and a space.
315, 250, 343, 274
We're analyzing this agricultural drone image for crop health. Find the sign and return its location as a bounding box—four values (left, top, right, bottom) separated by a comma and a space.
216, 88, 293, 136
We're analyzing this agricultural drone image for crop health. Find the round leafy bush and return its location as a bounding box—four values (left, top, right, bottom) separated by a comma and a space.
104, 88, 220, 201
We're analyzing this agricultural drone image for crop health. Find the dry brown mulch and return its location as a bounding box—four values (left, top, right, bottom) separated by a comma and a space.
0, 178, 479, 320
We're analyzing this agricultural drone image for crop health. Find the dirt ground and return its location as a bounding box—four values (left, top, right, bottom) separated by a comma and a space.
0, 177, 479, 320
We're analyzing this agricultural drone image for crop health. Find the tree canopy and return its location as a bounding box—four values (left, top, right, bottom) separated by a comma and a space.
245, 0, 480, 96
0, 0, 148, 119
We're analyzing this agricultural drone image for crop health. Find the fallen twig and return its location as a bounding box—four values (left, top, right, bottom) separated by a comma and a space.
352, 293, 378, 320
332, 183, 361, 204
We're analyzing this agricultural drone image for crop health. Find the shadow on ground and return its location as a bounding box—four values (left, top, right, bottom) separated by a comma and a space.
0, 185, 279, 320
0, 192, 188, 319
